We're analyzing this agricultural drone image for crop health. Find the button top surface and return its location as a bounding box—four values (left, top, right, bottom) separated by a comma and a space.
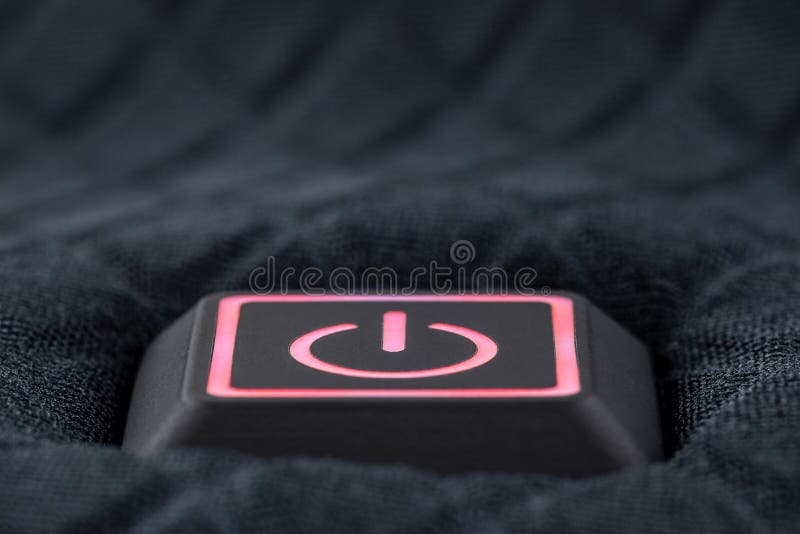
198, 294, 582, 398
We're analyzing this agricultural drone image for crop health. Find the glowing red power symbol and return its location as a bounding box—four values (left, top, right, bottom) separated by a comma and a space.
288, 311, 498, 379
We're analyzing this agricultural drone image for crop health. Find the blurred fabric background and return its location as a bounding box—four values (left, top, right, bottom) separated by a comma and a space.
1, 1, 799, 532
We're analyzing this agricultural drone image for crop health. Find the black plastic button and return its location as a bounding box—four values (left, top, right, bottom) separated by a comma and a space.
123, 293, 662, 475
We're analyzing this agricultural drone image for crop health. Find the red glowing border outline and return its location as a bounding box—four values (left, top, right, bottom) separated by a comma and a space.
206, 295, 580, 398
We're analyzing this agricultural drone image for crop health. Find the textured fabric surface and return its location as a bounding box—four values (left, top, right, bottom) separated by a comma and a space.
1, 1, 800, 532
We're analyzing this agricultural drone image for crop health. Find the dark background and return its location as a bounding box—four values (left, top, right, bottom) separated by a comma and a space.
230, 301, 557, 389
1, 1, 799, 532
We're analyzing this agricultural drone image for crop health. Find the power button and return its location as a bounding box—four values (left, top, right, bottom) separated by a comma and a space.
123, 293, 662, 475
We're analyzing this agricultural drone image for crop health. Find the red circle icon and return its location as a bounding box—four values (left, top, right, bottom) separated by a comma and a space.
288, 311, 498, 379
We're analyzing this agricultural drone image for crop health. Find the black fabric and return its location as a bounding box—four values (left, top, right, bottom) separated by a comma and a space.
1, 1, 799, 532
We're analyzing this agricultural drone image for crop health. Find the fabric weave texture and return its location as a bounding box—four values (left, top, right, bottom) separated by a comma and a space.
0, 1, 799, 532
